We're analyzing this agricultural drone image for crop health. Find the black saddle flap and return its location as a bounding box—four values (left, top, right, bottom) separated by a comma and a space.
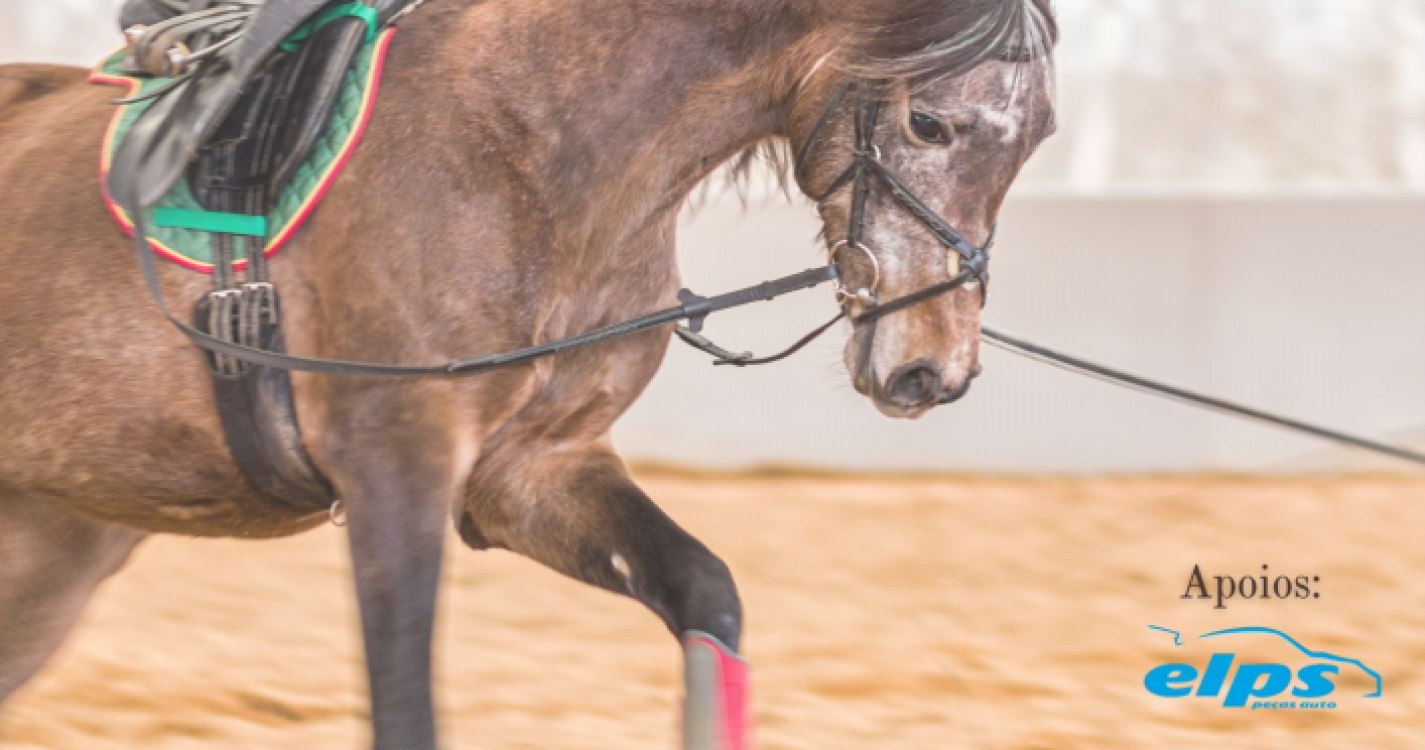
109, 0, 336, 209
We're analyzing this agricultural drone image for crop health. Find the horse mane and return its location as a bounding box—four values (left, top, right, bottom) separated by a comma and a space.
712, 0, 1057, 204
836, 0, 1057, 88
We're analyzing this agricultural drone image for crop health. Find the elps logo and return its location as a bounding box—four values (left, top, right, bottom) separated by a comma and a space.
1144, 626, 1382, 710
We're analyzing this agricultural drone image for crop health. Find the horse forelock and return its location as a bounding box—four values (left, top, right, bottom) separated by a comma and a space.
713, 0, 1057, 204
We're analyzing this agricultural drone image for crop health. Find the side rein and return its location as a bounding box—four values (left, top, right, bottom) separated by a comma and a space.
128, 79, 992, 376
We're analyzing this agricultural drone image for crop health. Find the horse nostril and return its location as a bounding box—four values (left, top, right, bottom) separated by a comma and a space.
884, 360, 942, 407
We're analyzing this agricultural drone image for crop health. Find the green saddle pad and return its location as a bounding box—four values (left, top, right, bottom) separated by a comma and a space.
92, 27, 395, 273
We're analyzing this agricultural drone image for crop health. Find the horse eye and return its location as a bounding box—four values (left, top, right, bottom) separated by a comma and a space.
909, 111, 951, 144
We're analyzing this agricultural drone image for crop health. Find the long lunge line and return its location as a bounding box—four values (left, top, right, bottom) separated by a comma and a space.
981, 326, 1425, 468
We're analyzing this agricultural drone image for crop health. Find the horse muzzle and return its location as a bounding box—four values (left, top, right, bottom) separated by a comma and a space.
858, 359, 983, 417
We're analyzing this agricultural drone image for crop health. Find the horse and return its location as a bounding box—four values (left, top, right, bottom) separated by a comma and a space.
0, 0, 1056, 747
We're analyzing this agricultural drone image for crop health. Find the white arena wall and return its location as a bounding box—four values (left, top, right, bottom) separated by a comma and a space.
616, 194, 1425, 473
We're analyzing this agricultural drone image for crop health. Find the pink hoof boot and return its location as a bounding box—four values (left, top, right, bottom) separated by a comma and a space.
682, 632, 752, 750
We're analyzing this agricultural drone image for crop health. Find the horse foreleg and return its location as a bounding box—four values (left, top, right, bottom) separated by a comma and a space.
465, 449, 750, 750
330, 452, 455, 750
0, 495, 143, 712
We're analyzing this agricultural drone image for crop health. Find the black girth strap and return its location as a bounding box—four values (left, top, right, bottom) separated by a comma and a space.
112, 1, 414, 512
187, 11, 373, 509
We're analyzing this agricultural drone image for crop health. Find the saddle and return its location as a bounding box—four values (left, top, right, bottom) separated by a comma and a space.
108, 0, 419, 512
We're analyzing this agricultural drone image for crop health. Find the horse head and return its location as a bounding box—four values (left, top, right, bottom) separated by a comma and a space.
792, 0, 1058, 418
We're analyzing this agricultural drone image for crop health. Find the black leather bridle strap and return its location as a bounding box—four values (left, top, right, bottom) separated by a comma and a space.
866, 161, 991, 286
854, 270, 976, 326
129, 197, 841, 376
794, 81, 851, 189
694, 311, 846, 367
796, 78, 993, 321
813, 162, 859, 205
846, 85, 882, 248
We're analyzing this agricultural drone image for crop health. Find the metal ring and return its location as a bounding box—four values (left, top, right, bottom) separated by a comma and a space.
164, 42, 192, 77
830, 239, 881, 305
329, 500, 347, 527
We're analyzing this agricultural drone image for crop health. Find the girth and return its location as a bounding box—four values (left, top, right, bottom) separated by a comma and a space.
186, 23, 372, 511
111, 0, 421, 512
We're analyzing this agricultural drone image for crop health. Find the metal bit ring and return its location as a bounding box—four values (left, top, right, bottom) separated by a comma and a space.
831, 239, 881, 306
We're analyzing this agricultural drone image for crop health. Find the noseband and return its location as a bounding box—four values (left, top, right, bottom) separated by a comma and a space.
794, 81, 994, 325
674, 80, 1001, 366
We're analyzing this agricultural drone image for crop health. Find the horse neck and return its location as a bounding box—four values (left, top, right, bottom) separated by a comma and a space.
403, 0, 826, 246
293, 0, 841, 356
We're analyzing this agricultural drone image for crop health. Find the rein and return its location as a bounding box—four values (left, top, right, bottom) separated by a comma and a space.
126, 71, 984, 375
128, 204, 841, 376
117, 58, 1425, 467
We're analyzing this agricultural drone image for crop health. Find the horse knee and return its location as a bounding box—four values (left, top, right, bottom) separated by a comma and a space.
473, 452, 745, 647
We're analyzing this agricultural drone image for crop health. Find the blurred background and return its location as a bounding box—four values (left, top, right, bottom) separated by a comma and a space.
5, 0, 1423, 473
9, 0, 1425, 191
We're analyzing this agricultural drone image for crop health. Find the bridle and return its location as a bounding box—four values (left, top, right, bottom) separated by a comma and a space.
672, 79, 1000, 366
127, 76, 996, 376
665, 79, 999, 367
794, 80, 994, 325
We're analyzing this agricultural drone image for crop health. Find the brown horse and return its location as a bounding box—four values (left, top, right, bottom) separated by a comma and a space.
0, 0, 1056, 747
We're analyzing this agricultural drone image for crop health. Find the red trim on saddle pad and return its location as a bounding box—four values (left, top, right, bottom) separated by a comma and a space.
88, 28, 397, 274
